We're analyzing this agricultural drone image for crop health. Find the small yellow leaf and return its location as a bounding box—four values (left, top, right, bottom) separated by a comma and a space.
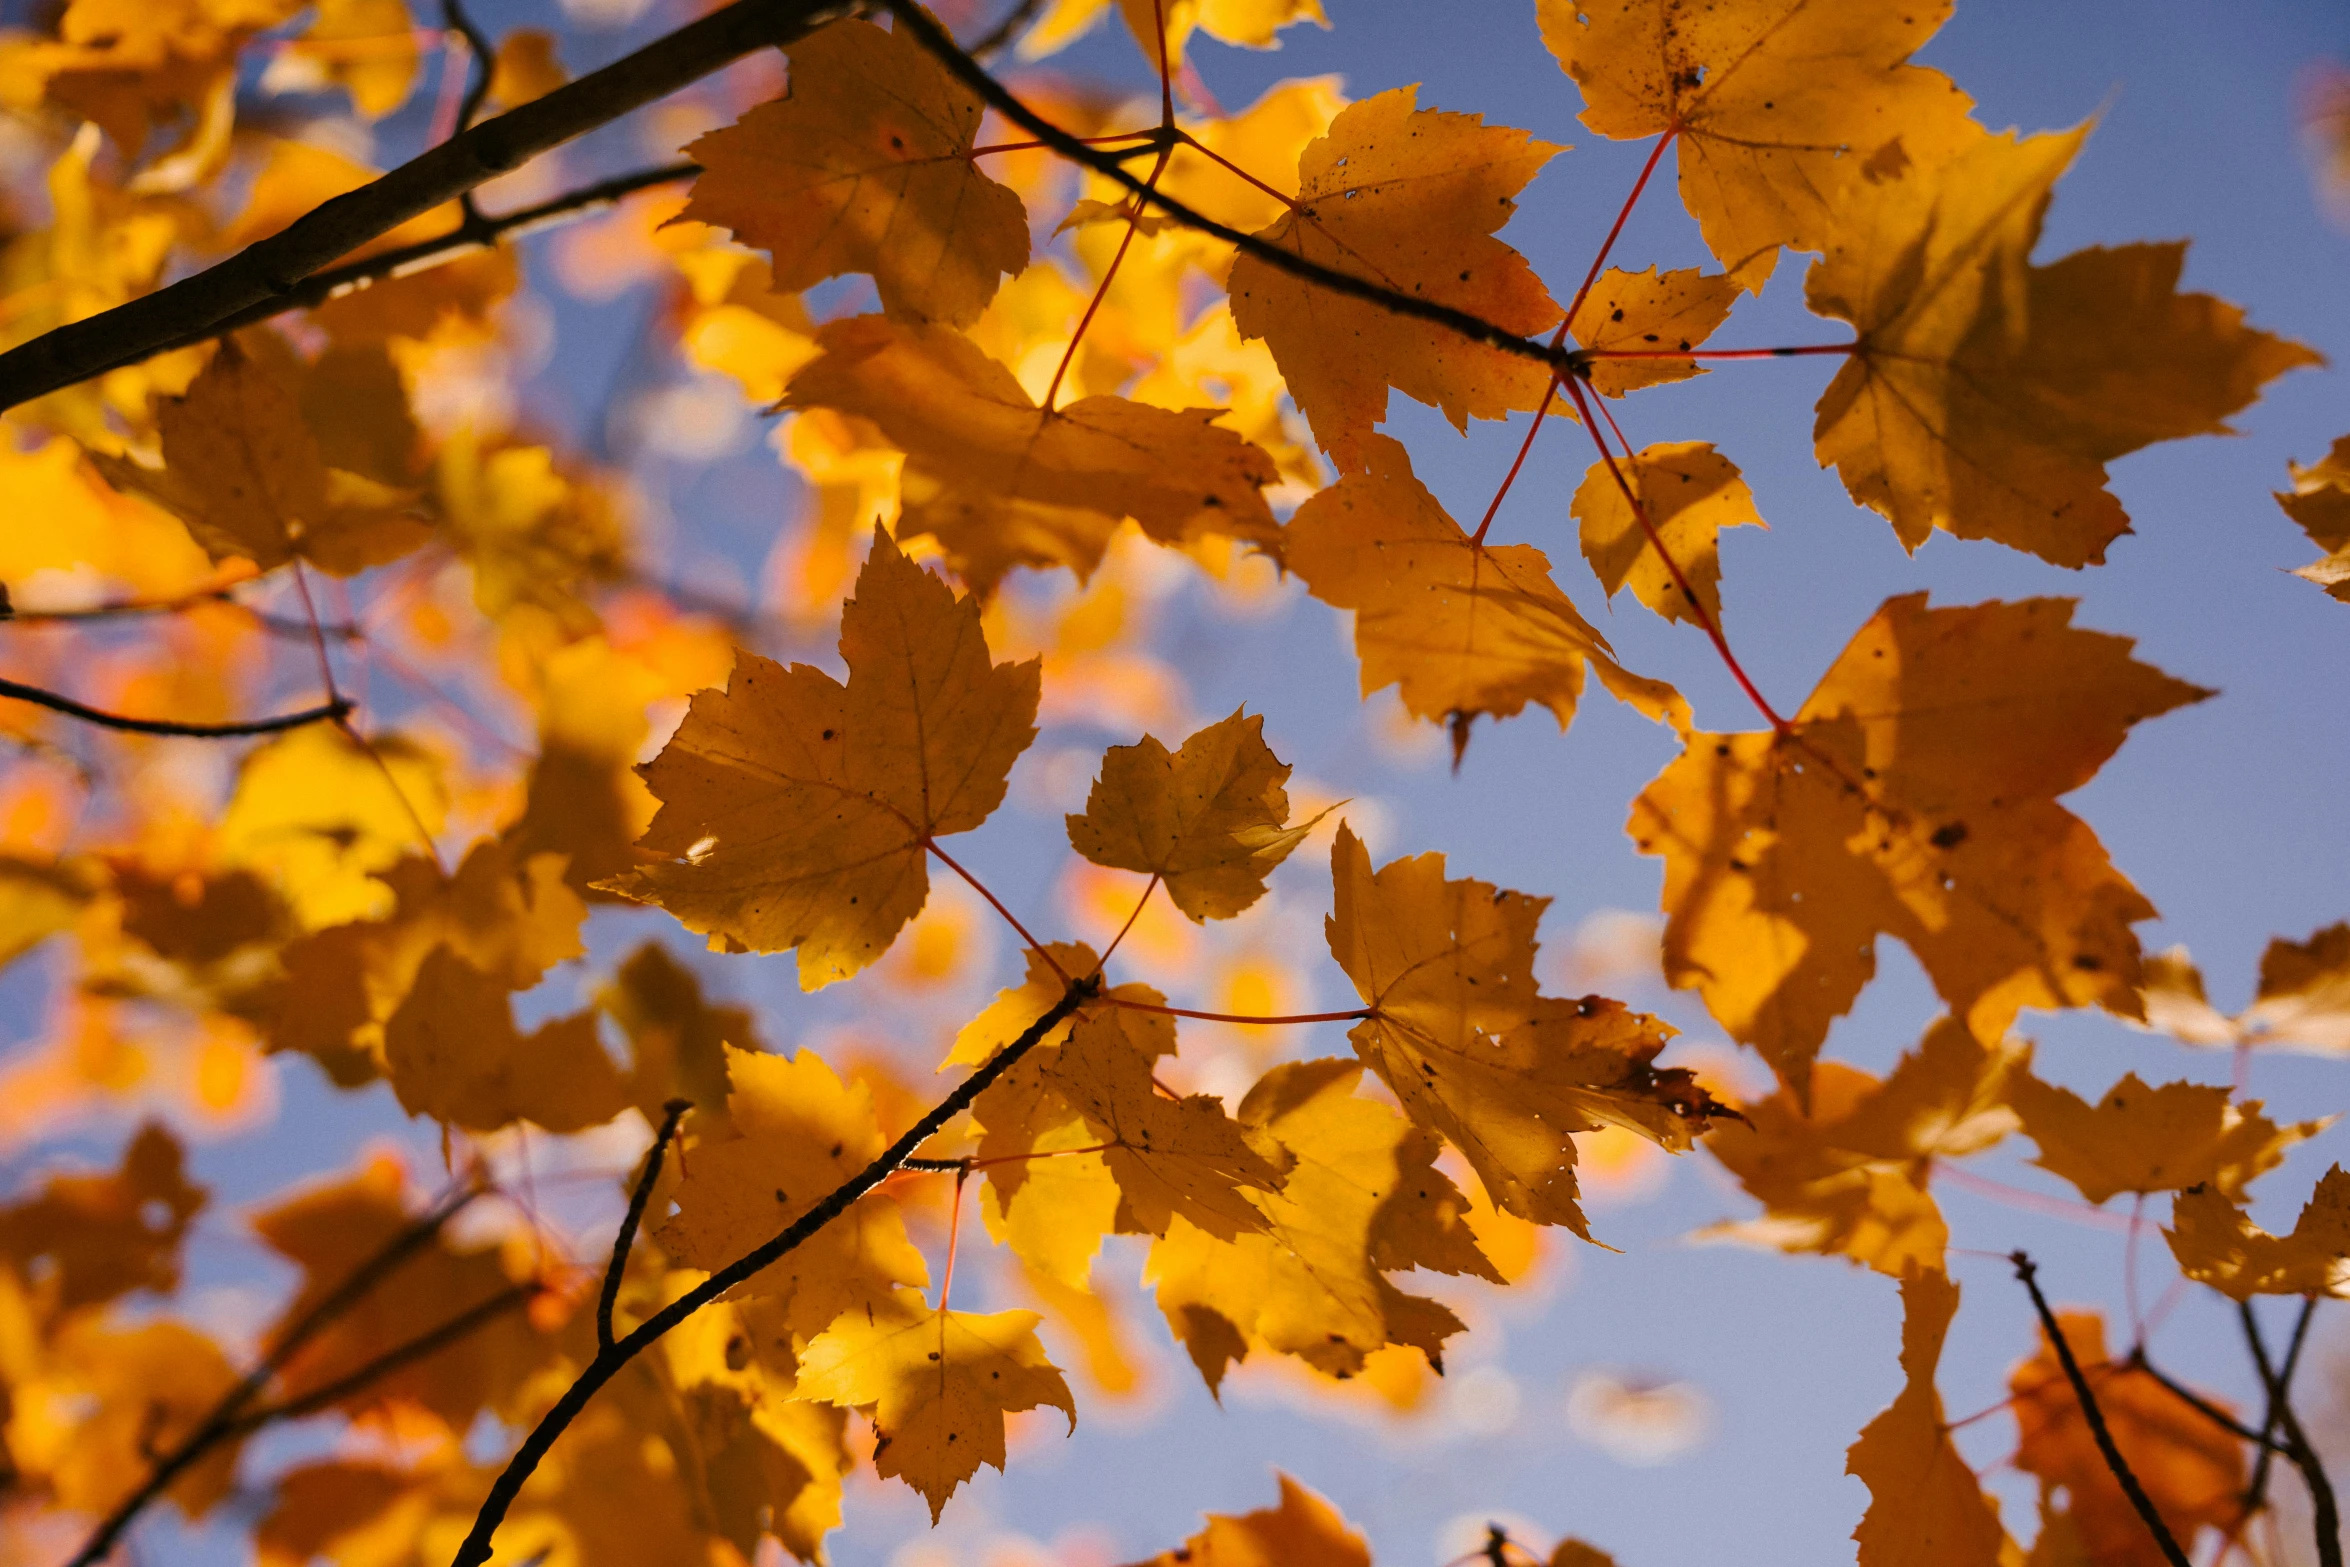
1847, 1269, 2010, 1567
1572, 440, 1764, 627
1567, 265, 1740, 396
2167, 1167, 2350, 1300
1127, 1473, 1371, 1567
795, 1289, 1074, 1522
2008, 1071, 2324, 1205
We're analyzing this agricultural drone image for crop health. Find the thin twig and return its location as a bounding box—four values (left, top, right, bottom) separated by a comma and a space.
2011, 1251, 2193, 1567
0, 0, 853, 409
0, 678, 351, 739
2125, 1348, 2288, 1451
881, 0, 1586, 385
96, 162, 702, 384
447, 977, 1100, 1567
65, 1183, 482, 1567
2246, 1296, 2317, 1509
228, 1283, 537, 1431
598, 1099, 693, 1351
2240, 1300, 2340, 1567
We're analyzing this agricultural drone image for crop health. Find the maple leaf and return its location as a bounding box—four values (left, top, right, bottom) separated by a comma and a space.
0, 1122, 205, 1312
1146, 1058, 1497, 1391
2167, 1165, 2350, 1299
2009, 1310, 2244, 1566
92, 336, 429, 575
1807, 126, 2321, 567
1065, 709, 1324, 922
2129, 925, 2350, 1054
1572, 440, 1766, 628
252, 1158, 558, 1433
2277, 435, 2350, 599
26, 1317, 245, 1518
609, 529, 1040, 988
1125, 1473, 1371, 1567
681, 18, 1027, 329
794, 1287, 1074, 1521
216, 725, 447, 932
2007, 1071, 2324, 1206
433, 432, 627, 634
1228, 86, 1563, 469
382, 945, 628, 1133
1567, 265, 1741, 396
598, 940, 759, 1131
1326, 824, 1725, 1237
655, 1045, 928, 1337
1538, 0, 1978, 289
1847, 1269, 2011, 1567
1705, 1018, 2020, 1276
782, 316, 1281, 592
1288, 434, 1688, 744
1630, 594, 2209, 1098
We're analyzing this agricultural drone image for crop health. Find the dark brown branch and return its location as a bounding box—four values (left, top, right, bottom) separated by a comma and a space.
2241, 1299, 2340, 1567
227, 1283, 537, 1432
0, 678, 351, 738
598, 1098, 693, 1351
0, 0, 855, 411
2125, 1347, 2288, 1451
881, 0, 1586, 384
440, 0, 499, 140
2246, 1295, 2317, 1508
66, 1183, 481, 1567
448, 976, 1101, 1567
86, 160, 705, 389
2011, 1251, 2193, 1567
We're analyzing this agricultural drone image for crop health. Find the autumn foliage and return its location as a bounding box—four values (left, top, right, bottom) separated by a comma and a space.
0, 0, 2340, 1565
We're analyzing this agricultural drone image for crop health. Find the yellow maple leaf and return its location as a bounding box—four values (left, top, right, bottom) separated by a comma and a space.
1704, 1018, 2020, 1276
782, 316, 1282, 592
1567, 265, 1741, 396
0, 1122, 204, 1312
1847, 1269, 2011, 1567
1808, 126, 2321, 567
382, 945, 628, 1133
794, 1287, 1074, 1521
681, 18, 1028, 329
1228, 86, 1563, 469
92, 336, 429, 575
2245, 923, 2350, 1052
654, 1045, 928, 1337
1630, 594, 2208, 1099
2007, 1071, 2325, 1206
1288, 434, 1687, 744
1126, 1473, 1370, 1567
1326, 824, 1724, 1237
598, 940, 759, 1131
610, 529, 1039, 988
23, 1317, 245, 1518
1538, 0, 1978, 289
216, 725, 446, 931
2009, 1310, 2244, 1566
1065, 709, 1322, 922
1572, 440, 1766, 627
288, 0, 418, 119
2277, 436, 2350, 600
2167, 1166, 2350, 1299
1145, 1058, 1497, 1391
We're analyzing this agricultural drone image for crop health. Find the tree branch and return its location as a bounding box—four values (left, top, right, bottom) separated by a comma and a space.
65, 1183, 483, 1567
2125, 1347, 2289, 1451
2011, 1251, 2192, 1567
227, 1283, 537, 1432
0, 678, 352, 738
0, 0, 855, 411
599, 1098, 693, 1351
448, 975, 1100, 1567
2246, 1294, 2316, 1508
879, 0, 1585, 383
2241, 1299, 2340, 1567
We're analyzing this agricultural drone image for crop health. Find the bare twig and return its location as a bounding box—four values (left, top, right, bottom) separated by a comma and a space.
880, 0, 1585, 384
965, 0, 1046, 57
0, 0, 854, 409
227, 1283, 537, 1431
447, 977, 1100, 1567
2241, 1300, 2340, 1567
0, 679, 351, 739
2011, 1251, 2193, 1567
2246, 1295, 2317, 1508
65, 1183, 482, 1567
2125, 1347, 2288, 1451
598, 1099, 693, 1351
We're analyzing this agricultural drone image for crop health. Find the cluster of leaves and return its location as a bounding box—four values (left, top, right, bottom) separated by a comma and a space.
0, 0, 2337, 1563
